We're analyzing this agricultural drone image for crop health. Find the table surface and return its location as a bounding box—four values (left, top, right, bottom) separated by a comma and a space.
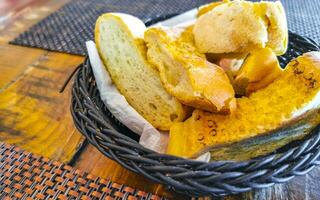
0, 0, 320, 199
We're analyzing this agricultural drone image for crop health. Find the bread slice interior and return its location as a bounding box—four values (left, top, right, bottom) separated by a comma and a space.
95, 13, 188, 130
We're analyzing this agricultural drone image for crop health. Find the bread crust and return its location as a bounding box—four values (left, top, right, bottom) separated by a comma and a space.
168, 52, 320, 159
193, 0, 288, 55
144, 27, 236, 113
95, 13, 188, 130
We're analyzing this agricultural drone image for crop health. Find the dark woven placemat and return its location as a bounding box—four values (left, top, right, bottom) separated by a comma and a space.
0, 143, 165, 199
9, 0, 320, 55
9, 0, 212, 55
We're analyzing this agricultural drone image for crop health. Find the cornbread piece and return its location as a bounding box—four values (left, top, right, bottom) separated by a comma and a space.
234, 47, 283, 95
168, 52, 320, 160
193, 0, 288, 55
95, 13, 188, 130
144, 27, 236, 113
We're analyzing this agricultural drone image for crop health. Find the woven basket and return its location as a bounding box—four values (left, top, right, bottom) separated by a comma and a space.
71, 32, 320, 197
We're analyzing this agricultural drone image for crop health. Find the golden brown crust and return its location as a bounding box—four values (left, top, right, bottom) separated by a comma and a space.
193, 1, 288, 55
95, 14, 188, 130
168, 52, 320, 158
144, 27, 236, 113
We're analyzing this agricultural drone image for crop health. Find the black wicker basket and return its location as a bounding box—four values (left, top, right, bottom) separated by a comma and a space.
71, 32, 320, 197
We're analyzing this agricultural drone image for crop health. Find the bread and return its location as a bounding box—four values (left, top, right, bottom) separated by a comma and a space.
167, 52, 320, 159
197, 0, 230, 17
193, 0, 288, 55
95, 13, 188, 130
261, 1, 288, 55
144, 26, 236, 113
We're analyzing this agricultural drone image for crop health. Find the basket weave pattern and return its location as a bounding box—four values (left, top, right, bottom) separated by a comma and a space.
0, 143, 164, 199
71, 32, 320, 197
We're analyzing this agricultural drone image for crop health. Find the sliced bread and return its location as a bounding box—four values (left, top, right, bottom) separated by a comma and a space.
95, 13, 188, 130
144, 27, 236, 113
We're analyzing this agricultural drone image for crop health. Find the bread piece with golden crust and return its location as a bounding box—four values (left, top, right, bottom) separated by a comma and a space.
144, 26, 236, 113
193, 0, 288, 55
168, 52, 320, 160
95, 13, 188, 130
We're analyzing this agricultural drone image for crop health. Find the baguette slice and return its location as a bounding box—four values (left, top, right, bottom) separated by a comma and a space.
168, 52, 320, 160
95, 13, 188, 130
144, 27, 236, 113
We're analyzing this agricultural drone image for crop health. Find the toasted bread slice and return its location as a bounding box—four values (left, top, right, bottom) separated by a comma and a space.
168, 52, 320, 160
193, 0, 288, 55
95, 13, 188, 130
144, 27, 236, 113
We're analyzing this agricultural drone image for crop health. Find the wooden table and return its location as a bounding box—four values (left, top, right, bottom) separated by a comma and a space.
0, 1, 319, 199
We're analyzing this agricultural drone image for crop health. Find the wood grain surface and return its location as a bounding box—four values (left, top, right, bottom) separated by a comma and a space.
0, 0, 182, 199
0, 0, 319, 199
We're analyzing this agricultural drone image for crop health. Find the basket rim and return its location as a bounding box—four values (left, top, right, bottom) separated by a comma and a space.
71, 31, 320, 197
